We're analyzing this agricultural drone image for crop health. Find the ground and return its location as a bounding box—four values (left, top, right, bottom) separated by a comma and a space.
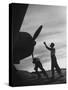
13, 68, 66, 86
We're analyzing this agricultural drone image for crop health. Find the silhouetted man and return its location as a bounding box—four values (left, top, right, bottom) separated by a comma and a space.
32, 53, 49, 79
43, 42, 63, 79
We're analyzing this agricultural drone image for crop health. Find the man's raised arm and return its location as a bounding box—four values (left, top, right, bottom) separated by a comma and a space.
43, 42, 51, 50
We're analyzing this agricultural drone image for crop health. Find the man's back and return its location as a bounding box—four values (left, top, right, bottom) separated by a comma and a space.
51, 48, 55, 56
33, 57, 41, 64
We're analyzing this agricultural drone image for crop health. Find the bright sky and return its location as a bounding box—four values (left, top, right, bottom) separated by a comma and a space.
15, 4, 66, 72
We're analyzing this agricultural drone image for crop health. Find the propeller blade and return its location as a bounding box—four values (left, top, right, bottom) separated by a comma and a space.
33, 25, 43, 40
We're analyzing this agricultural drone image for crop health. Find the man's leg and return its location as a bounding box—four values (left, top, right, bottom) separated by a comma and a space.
39, 64, 49, 79
51, 64, 55, 79
34, 65, 41, 78
55, 63, 63, 76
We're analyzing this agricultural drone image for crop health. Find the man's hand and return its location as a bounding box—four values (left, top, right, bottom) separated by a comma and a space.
43, 42, 46, 45
43, 42, 47, 47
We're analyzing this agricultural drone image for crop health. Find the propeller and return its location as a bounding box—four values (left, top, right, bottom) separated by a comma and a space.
33, 25, 43, 40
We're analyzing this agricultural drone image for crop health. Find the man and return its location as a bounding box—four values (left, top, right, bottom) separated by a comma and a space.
32, 53, 49, 79
43, 42, 63, 79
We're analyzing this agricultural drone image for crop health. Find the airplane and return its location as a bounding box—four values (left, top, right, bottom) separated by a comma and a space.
9, 4, 43, 85
13, 25, 43, 64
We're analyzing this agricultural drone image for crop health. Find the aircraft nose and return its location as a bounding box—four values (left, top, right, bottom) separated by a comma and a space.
33, 41, 36, 46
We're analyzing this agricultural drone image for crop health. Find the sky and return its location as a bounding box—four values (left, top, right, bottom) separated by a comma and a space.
15, 4, 66, 72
